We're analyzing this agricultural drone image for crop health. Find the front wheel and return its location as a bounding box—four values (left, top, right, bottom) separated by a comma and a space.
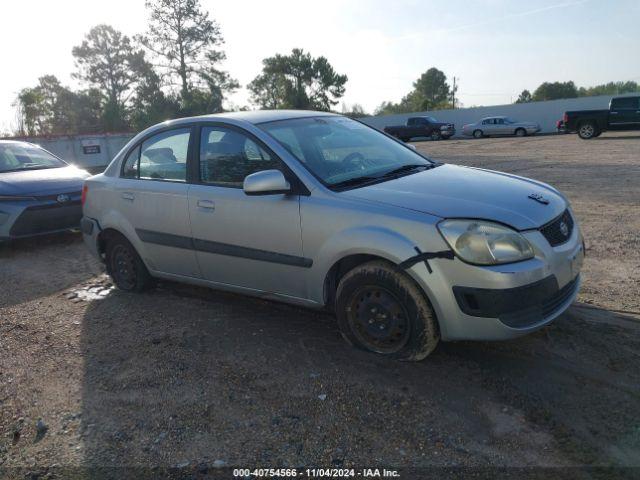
515, 128, 527, 137
105, 233, 154, 292
578, 121, 598, 139
430, 130, 442, 141
335, 261, 440, 361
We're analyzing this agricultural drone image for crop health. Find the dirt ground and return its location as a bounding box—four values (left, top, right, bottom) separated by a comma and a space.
1, 132, 639, 479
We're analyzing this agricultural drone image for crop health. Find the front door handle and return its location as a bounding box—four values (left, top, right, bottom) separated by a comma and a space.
197, 199, 215, 210
121, 192, 134, 201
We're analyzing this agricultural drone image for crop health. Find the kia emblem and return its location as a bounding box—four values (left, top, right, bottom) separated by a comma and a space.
559, 221, 569, 237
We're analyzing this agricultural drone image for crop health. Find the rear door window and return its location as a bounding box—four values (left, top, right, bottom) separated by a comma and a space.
611, 97, 638, 110
139, 129, 190, 182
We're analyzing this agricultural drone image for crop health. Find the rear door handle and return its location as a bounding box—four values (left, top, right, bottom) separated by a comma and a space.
121, 192, 134, 201
197, 199, 215, 210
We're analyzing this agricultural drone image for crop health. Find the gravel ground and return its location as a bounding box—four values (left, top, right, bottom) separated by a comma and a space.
1, 132, 639, 479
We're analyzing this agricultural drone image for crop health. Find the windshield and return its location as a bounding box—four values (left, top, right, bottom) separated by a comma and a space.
259, 116, 435, 188
0, 144, 66, 173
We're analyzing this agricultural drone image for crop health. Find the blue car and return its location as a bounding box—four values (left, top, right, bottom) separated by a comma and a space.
0, 140, 89, 241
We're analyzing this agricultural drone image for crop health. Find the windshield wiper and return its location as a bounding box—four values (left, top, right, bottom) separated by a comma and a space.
330, 175, 381, 190
380, 164, 434, 178
330, 163, 439, 191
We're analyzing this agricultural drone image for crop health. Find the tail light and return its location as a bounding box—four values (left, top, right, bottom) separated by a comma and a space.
81, 184, 88, 206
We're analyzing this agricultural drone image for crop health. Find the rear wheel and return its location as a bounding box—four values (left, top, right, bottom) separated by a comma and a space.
335, 260, 439, 361
105, 233, 154, 292
473, 129, 483, 139
515, 128, 527, 137
578, 121, 598, 139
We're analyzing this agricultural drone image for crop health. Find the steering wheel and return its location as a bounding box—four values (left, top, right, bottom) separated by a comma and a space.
342, 152, 369, 171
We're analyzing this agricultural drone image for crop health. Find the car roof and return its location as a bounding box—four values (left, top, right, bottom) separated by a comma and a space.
167, 109, 338, 127
0, 140, 38, 146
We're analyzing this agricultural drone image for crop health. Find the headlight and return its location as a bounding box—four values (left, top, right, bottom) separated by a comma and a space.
437, 219, 534, 265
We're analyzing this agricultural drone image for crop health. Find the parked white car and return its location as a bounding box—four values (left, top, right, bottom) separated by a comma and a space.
463, 117, 541, 138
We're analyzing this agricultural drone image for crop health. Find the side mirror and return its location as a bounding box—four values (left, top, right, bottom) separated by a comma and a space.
243, 169, 291, 196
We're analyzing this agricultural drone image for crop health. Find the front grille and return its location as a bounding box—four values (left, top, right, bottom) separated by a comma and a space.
34, 191, 82, 202
541, 276, 580, 318
499, 275, 579, 328
540, 209, 574, 247
9, 202, 82, 237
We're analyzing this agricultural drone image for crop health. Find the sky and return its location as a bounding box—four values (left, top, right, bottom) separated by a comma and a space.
1, 0, 639, 132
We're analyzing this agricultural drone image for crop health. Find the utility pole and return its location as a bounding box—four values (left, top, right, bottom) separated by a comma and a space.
451, 77, 458, 109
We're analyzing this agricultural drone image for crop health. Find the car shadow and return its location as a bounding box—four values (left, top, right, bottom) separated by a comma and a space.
79, 282, 640, 472
594, 135, 640, 140
0, 232, 103, 308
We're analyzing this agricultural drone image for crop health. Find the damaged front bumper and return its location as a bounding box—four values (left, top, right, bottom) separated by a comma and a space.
405, 224, 584, 341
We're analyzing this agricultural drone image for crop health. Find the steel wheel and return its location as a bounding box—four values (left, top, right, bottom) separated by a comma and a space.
110, 244, 137, 290
346, 285, 411, 354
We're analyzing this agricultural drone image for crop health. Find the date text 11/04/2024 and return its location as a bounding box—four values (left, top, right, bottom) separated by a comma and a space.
232, 468, 401, 478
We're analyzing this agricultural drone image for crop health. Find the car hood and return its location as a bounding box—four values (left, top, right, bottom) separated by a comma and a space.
0, 166, 89, 196
340, 164, 566, 230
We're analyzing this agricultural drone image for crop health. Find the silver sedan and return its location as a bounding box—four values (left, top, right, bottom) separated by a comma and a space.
463, 116, 541, 138
82, 111, 582, 360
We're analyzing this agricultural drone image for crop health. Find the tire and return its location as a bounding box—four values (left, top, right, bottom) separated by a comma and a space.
430, 130, 442, 141
578, 121, 598, 139
105, 233, 154, 292
515, 128, 527, 137
473, 129, 483, 139
335, 260, 439, 361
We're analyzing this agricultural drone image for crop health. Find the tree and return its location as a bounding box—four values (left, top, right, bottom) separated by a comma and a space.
413, 68, 450, 110
72, 25, 146, 130
340, 103, 368, 118
578, 81, 639, 97
248, 48, 348, 111
532, 81, 578, 101
129, 58, 180, 130
138, 0, 238, 109
515, 89, 532, 103
14, 76, 102, 135
375, 67, 452, 115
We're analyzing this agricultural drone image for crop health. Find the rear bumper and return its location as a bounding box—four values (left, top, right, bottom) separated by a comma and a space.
81, 216, 102, 260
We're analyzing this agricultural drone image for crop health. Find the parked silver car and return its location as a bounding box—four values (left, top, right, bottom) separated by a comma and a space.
462, 116, 541, 138
81, 111, 583, 360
